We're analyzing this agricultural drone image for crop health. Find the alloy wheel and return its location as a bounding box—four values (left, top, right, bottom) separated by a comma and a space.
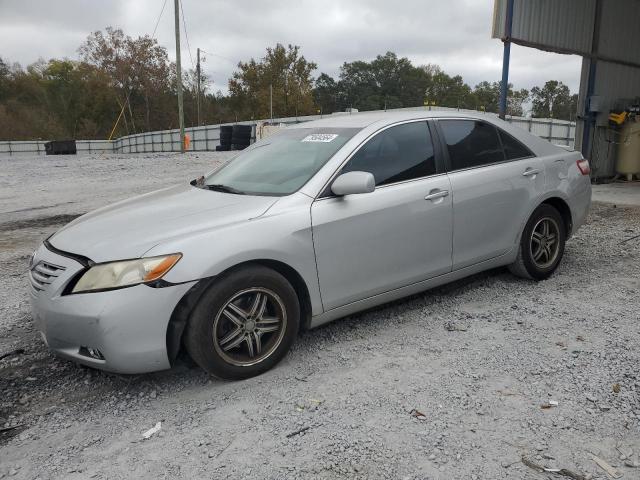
529, 217, 561, 269
212, 287, 287, 367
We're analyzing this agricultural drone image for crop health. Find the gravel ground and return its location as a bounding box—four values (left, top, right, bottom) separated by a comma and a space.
1, 153, 639, 479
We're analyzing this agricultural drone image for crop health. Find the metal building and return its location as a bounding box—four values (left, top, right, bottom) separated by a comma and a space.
493, 0, 640, 179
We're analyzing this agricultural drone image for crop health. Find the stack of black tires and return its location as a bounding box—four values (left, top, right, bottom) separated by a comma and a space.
216, 125, 252, 151
216, 126, 233, 151
45, 140, 77, 155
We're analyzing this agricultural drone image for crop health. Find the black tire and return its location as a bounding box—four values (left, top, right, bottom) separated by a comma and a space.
184, 265, 300, 380
509, 204, 566, 280
215, 144, 231, 151
231, 144, 248, 150
232, 125, 252, 135
231, 134, 251, 143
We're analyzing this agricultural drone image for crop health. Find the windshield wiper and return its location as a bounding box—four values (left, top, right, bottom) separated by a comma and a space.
205, 184, 246, 195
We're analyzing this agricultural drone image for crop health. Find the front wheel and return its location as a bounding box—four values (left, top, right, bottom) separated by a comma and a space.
509, 204, 566, 280
184, 265, 300, 380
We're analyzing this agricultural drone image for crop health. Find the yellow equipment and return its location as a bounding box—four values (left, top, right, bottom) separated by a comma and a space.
608, 111, 628, 126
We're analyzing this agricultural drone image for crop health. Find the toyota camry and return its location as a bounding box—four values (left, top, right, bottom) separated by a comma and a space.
29, 111, 591, 379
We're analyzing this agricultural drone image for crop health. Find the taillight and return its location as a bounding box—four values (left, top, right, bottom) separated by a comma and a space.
576, 159, 590, 175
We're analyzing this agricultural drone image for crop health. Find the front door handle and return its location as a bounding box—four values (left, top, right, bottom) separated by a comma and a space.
424, 189, 449, 201
522, 168, 541, 177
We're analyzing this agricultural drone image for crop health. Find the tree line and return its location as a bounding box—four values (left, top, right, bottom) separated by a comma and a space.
0, 28, 579, 141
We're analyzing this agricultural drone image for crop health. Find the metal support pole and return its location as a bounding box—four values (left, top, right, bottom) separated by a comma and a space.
581, 0, 602, 158
196, 47, 201, 126
270, 83, 273, 122
174, 0, 185, 153
498, 0, 514, 120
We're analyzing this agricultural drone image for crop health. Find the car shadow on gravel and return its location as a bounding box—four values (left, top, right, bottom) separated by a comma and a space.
0, 265, 521, 441
299, 266, 515, 337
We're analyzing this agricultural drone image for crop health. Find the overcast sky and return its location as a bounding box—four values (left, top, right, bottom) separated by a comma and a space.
0, 0, 582, 95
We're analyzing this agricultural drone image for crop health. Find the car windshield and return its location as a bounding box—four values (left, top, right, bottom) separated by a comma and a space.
204, 127, 360, 196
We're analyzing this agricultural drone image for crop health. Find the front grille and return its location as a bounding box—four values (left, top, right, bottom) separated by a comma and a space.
29, 261, 66, 292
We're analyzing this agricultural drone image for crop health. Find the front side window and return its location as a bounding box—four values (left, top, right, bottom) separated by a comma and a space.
439, 120, 504, 171
204, 127, 359, 196
341, 121, 436, 186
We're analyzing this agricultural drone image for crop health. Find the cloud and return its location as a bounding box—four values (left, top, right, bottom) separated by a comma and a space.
0, 0, 582, 95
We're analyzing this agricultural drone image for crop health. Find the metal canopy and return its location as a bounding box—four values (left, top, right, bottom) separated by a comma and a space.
493, 0, 640, 174
493, 0, 640, 70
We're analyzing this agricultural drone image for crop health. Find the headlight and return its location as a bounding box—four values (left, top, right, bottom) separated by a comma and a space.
71, 254, 182, 294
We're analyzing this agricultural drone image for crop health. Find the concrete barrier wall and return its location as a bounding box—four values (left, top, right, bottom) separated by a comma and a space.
0, 106, 576, 156
0, 140, 114, 156
111, 121, 256, 153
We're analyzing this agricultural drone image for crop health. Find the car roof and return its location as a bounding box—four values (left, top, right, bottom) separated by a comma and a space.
287, 110, 564, 156
287, 110, 499, 129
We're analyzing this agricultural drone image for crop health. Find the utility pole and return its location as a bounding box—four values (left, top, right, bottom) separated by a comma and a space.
270, 83, 273, 122
174, 0, 185, 152
196, 47, 201, 126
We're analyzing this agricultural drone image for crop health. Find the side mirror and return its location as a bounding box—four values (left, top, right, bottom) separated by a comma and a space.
331, 171, 375, 196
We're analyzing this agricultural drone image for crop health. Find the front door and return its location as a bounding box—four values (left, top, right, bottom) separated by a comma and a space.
311, 121, 453, 311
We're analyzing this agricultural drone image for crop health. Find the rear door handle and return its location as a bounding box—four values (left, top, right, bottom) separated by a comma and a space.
522, 168, 541, 177
424, 189, 449, 201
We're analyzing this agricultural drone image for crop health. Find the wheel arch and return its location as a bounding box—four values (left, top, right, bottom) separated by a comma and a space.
166, 259, 313, 365
541, 196, 573, 236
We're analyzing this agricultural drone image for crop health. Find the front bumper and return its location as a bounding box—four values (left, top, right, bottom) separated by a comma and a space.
28, 243, 196, 374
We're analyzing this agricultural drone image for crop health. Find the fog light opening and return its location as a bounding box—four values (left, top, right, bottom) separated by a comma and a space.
79, 346, 105, 360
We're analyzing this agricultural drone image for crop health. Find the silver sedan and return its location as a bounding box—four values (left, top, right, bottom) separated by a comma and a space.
29, 112, 592, 379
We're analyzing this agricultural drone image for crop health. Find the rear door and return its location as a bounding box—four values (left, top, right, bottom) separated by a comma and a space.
436, 119, 546, 270
311, 121, 453, 310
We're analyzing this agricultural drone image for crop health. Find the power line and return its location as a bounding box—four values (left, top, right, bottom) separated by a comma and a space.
179, 0, 195, 69
199, 49, 235, 64
108, 1, 167, 142
151, 0, 168, 38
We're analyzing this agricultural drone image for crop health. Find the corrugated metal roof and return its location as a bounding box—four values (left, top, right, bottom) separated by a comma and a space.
598, 0, 640, 66
594, 61, 640, 113
493, 0, 595, 54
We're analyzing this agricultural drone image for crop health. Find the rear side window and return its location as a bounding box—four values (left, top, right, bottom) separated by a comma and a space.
342, 121, 436, 186
439, 120, 504, 170
498, 129, 534, 160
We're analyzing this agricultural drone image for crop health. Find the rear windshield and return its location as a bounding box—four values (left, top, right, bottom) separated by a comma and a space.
204, 127, 359, 196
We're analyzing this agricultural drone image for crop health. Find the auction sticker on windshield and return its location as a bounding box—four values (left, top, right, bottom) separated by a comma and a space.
302, 133, 339, 142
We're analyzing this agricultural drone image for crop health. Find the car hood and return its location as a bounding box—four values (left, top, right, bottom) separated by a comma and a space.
49, 184, 279, 262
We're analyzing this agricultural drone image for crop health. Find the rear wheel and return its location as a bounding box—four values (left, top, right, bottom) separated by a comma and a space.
184, 265, 299, 380
509, 204, 566, 280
